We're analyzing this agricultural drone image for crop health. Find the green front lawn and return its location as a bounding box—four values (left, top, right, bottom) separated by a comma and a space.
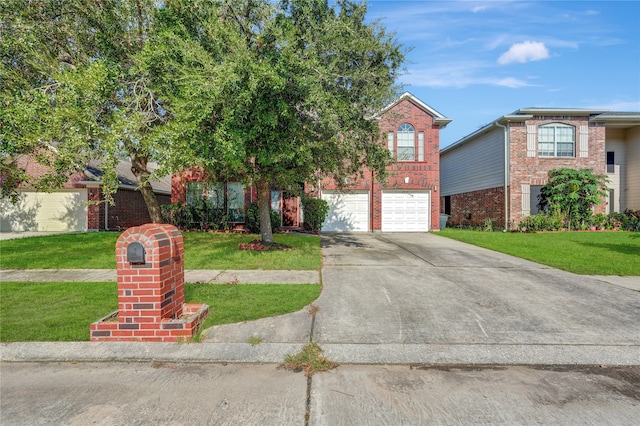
439, 229, 640, 276
0, 232, 321, 270
0, 281, 321, 342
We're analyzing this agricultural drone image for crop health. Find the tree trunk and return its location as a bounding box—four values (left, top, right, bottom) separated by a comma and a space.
130, 153, 164, 223
256, 178, 274, 245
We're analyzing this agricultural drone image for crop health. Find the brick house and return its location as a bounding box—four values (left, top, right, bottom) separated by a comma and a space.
440, 108, 640, 229
1, 157, 170, 232
319, 92, 451, 232
171, 92, 451, 232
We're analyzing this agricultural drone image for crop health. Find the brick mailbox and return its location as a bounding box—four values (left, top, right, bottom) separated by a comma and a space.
91, 224, 209, 342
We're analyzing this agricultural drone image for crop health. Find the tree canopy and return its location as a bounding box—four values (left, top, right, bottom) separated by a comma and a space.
1, 0, 405, 240
1, 0, 167, 220
146, 0, 405, 242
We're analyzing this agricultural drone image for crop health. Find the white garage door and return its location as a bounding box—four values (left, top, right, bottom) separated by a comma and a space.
0, 190, 88, 232
381, 191, 430, 232
321, 191, 369, 232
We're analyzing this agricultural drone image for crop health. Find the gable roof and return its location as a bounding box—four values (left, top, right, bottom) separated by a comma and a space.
441, 107, 640, 154
374, 92, 453, 128
81, 160, 171, 195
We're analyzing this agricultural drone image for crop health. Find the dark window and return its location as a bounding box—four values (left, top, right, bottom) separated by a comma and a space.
444, 196, 451, 215
607, 151, 615, 173
530, 185, 543, 215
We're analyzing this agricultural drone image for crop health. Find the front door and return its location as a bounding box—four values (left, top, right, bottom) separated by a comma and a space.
282, 193, 300, 227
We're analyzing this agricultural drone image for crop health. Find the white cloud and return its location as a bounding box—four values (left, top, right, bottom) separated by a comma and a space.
493, 77, 534, 88
497, 41, 550, 65
401, 63, 536, 89
472, 5, 488, 13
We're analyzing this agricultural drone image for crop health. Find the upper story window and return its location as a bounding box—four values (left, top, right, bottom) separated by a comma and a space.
387, 123, 426, 162
397, 123, 415, 161
538, 123, 575, 157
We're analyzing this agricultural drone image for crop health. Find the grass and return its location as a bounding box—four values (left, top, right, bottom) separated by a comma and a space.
439, 229, 640, 276
0, 282, 321, 342
0, 232, 321, 270
283, 341, 338, 377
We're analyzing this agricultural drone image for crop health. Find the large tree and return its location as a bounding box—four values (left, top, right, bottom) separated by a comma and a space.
1, 0, 166, 221
146, 0, 405, 243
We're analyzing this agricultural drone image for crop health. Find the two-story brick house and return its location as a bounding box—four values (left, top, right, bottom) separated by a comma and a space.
440, 108, 640, 229
319, 92, 451, 232
171, 92, 451, 232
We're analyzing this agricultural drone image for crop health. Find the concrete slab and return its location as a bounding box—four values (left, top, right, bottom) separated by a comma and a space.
310, 365, 640, 425
0, 269, 320, 284
592, 275, 640, 292
0, 362, 307, 425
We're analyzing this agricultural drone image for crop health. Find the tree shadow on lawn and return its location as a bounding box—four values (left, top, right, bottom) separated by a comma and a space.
576, 239, 640, 257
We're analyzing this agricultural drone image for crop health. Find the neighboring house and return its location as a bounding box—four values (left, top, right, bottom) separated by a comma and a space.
0, 158, 170, 232
440, 108, 640, 229
170, 92, 451, 232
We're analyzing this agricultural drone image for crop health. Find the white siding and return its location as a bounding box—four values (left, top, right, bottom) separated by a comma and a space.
625, 126, 640, 210
441, 127, 505, 196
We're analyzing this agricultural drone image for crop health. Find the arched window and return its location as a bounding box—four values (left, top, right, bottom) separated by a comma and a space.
397, 123, 415, 161
538, 123, 575, 157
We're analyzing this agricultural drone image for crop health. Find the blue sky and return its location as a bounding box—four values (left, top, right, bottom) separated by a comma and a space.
364, 0, 640, 148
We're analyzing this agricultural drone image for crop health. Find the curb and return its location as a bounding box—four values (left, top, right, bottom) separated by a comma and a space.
3, 342, 639, 366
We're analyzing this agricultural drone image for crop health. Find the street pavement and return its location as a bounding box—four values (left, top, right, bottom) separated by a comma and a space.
1, 232, 640, 424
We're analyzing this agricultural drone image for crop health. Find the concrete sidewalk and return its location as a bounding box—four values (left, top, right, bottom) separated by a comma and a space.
0, 268, 320, 284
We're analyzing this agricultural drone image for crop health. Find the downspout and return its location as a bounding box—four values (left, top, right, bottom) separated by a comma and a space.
494, 121, 509, 231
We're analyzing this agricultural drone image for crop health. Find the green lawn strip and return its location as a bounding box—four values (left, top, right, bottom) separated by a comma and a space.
439, 229, 640, 276
0, 232, 321, 270
0, 282, 320, 342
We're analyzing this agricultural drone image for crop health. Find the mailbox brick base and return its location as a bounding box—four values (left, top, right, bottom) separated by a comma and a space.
91, 224, 209, 342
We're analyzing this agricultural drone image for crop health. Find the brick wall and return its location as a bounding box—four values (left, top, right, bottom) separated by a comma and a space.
442, 187, 506, 228
508, 118, 606, 226
88, 188, 171, 231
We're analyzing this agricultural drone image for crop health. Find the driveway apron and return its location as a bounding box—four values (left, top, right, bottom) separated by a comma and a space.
315, 233, 640, 365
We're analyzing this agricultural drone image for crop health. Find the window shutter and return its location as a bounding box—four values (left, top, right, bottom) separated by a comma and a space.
521, 184, 531, 216
579, 126, 589, 157
527, 125, 536, 157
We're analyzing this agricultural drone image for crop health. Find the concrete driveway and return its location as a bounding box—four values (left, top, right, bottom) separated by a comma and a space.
315, 233, 640, 365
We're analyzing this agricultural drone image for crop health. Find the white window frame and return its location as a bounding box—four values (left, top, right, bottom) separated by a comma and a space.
397, 123, 415, 161
538, 123, 575, 158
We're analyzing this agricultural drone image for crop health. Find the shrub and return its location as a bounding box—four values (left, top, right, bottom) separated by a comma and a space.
244, 202, 281, 234
518, 211, 564, 232
608, 209, 640, 232
301, 197, 329, 232
161, 199, 233, 231
538, 168, 608, 230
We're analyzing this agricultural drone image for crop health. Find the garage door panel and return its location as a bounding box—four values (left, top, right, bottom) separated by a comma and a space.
381, 191, 430, 232
321, 191, 369, 232
0, 191, 87, 232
